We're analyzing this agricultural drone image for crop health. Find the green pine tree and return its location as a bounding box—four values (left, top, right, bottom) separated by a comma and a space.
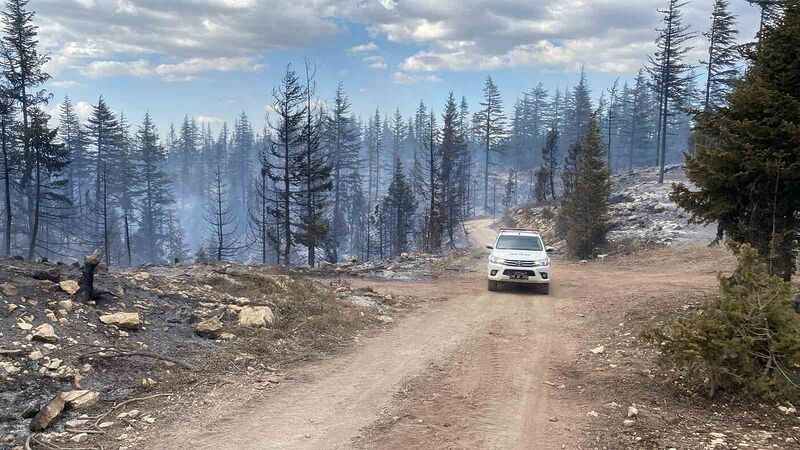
558, 114, 612, 259
672, 2, 800, 281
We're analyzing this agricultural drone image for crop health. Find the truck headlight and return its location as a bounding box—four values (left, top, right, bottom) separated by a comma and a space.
533, 258, 550, 266
489, 255, 505, 264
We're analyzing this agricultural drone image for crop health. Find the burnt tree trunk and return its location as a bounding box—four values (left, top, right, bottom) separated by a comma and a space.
80, 250, 102, 302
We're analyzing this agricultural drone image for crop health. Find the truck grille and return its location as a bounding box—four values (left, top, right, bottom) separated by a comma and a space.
504, 260, 535, 267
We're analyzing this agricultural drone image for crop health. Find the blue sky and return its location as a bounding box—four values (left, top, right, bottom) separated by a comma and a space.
38, 0, 762, 135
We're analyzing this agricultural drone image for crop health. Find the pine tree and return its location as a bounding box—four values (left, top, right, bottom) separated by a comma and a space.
415, 110, 443, 252
672, 2, 800, 281
559, 115, 612, 259
84, 97, 123, 265
133, 113, 173, 263
0, 85, 15, 255
295, 60, 332, 267
204, 162, 242, 262
266, 65, 306, 266
383, 159, 416, 256
605, 78, 621, 171
324, 84, 361, 262
563, 68, 593, 148
537, 127, 559, 202
702, 0, 740, 111
25, 107, 69, 260
1, 0, 51, 221
647, 0, 697, 183
439, 93, 468, 249
472, 75, 506, 211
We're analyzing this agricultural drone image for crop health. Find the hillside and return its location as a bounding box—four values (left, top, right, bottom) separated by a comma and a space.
511, 164, 717, 251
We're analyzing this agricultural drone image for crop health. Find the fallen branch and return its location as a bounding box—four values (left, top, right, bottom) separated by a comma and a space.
77, 349, 194, 371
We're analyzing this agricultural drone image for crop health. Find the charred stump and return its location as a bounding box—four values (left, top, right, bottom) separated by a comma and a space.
79, 250, 103, 302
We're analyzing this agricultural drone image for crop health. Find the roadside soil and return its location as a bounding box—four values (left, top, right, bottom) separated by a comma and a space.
142, 219, 798, 449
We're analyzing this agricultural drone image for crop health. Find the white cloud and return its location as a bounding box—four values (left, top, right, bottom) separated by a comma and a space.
40, 0, 344, 79
391, 71, 441, 85
347, 0, 761, 74
79, 57, 263, 81
362, 55, 387, 70
49, 79, 85, 88
348, 42, 379, 54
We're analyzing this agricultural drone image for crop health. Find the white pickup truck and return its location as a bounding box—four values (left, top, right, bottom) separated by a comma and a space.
486, 228, 554, 294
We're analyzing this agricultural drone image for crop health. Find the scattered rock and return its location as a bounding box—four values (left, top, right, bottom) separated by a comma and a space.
623, 419, 636, 428
32, 324, 59, 343
194, 317, 223, 338
2, 282, 18, 296
132, 272, 150, 282
238, 306, 274, 328
58, 280, 80, 295
70, 433, 88, 443
587, 410, 599, 417
376, 315, 394, 324
99, 312, 141, 330
778, 405, 797, 415
0, 361, 20, 375
58, 300, 75, 311
590, 345, 605, 355
61, 390, 99, 409
627, 406, 639, 418
16, 321, 33, 331
219, 332, 236, 340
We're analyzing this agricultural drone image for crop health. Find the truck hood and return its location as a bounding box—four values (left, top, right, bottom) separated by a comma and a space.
492, 249, 548, 261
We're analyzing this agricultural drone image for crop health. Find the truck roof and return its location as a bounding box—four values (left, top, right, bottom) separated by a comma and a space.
498, 228, 540, 236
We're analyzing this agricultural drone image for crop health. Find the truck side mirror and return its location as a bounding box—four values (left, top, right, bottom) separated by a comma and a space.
485, 244, 494, 250
545, 246, 555, 253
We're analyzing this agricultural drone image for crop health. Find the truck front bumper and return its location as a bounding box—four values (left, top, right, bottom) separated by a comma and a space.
487, 262, 550, 284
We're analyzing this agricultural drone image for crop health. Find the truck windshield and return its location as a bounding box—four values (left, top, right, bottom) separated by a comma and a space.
495, 235, 543, 251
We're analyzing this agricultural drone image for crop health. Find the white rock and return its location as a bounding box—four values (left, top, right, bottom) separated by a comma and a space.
590, 345, 605, 355
58, 280, 80, 295
627, 406, 639, 417
238, 306, 274, 328
32, 324, 59, 343
70, 433, 88, 443
99, 312, 141, 330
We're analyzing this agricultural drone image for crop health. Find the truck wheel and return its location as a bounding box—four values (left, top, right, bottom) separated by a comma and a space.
538, 284, 550, 295
488, 280, 499, 291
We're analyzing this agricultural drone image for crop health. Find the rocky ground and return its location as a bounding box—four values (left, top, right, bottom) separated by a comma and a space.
298, 250, 469, 281
512, 164, 718, 251
554, 247, 800, 449
0, 256, 415, 450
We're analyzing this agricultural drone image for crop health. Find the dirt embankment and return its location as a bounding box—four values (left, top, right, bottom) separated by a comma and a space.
0, 258, 409, 450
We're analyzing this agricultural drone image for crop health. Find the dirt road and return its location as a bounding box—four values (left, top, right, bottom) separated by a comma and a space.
149, 219, 726, 449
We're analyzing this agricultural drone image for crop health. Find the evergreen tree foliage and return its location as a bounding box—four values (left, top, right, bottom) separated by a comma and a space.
647, 0, 697, 183
672, 2, 800, 281
703, 0, 740, 111
323, 84, 361, 262
472, 75, 506, 211
382, 159, 416, 256
558, 115, 612, 258
133, 113, 173, 264
265, 65, 306, 266
649, 245, 800, 400
295, 61, 332, 267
